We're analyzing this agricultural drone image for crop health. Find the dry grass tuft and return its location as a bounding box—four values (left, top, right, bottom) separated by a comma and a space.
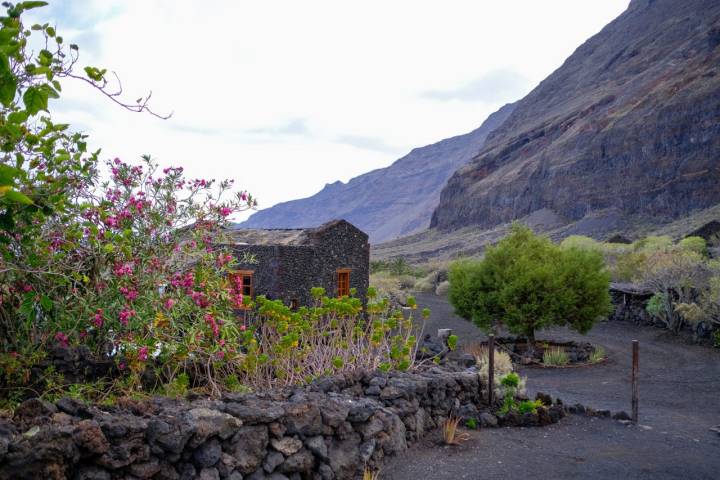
442, 416, 470, 445
363, 465, 380, 480
466, 343, 526, 396
542, 347, 569, 366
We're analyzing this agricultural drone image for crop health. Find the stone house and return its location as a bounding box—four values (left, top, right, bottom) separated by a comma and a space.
225, 219, 370, 307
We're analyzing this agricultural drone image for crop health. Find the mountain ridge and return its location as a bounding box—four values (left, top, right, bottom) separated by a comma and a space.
237, 102, 516, 243
430, 0, 720, 233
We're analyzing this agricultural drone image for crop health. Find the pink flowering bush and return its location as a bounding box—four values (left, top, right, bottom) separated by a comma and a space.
0, 3, 429, 403
1, 153, 256, 396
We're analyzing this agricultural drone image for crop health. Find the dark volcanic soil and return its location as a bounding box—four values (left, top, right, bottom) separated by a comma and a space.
389, 293, 720, 479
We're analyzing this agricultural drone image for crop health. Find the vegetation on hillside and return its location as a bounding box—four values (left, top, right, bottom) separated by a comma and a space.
561, 233, 720, 343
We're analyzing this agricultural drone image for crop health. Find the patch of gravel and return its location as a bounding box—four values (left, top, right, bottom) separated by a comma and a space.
393, 293, 720, 479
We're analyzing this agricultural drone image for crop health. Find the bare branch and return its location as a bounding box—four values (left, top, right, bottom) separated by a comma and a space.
66, 72, 173, 120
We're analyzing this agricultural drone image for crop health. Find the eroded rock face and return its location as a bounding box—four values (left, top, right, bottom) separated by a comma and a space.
431, 0, 720, 233
0, 365, 546, 480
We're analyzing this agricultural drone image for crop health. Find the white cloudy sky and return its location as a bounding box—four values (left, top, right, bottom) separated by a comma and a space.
34, 0, 629, 220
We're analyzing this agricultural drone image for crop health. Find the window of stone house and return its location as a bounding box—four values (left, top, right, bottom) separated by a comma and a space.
231, 270, 254, 306
337, 269, 351, 297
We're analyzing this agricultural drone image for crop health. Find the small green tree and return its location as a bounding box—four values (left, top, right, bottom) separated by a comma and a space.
448, 224, 612, 343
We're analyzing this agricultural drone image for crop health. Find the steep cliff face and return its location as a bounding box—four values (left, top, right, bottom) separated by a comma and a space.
238, 103, 515, 243
431, 0, 720, 232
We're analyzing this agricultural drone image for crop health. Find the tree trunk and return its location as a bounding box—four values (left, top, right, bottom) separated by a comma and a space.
526, 329, 536, 356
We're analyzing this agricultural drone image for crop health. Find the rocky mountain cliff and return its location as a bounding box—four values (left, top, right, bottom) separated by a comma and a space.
430, 0, 720, 233
237, 103, 515, 243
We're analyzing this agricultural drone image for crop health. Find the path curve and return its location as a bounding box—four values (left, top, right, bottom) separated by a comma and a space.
383, 293, 720, 479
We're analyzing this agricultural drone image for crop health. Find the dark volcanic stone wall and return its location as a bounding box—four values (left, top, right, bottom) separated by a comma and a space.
0, 366, 486, 480
306, 220, 370, 303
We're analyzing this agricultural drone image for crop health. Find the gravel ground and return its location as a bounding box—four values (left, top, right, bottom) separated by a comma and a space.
384, 293, 720, 479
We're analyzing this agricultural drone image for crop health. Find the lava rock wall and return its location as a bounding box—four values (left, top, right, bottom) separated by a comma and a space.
0, 366, 484, 480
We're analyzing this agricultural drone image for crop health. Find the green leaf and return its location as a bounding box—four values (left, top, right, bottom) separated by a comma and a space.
23, 85, 48, 115
40, 83, 59, 99
7, 110, 28, 124
0, 164, 19, 185
19, 2, 49, 11
45, 26, 55, 37
0, 27, 20, 43
40, 295, 53, 311
0, 53, 17, 107
3, 189, 33, 205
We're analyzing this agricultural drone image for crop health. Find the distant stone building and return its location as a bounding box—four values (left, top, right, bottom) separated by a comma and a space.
225, 220, 370, 307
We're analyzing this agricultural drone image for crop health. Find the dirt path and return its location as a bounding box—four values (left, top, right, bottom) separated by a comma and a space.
384, 293, 720, 479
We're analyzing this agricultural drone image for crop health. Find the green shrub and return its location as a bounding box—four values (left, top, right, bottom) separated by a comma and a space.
542, 347, 569, 366
646, 292, 667, 318
589, 346, 606, 363
634, 235, 673, 253
560, 235, 602, 252
610, 250, 647, 282
465, 417, 478, 429
679, 236, 707, 256
498, 372, 521, 414
518, 399, 543, 415
449, 224, 612, 342
500, 372, 520, 388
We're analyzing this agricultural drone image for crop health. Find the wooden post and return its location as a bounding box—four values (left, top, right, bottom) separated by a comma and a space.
631, 340, 639, 424
488, 334, 495, 406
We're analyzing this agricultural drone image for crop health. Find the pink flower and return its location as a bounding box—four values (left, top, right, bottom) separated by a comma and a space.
138, 346, 148, 362
55, 332, 69, 347
239, 324, 247, 332
216, 253, 233, 267
119, 308, 136, 326
219, 207, 232, 217
93, 309, 104, 328
231, 293, 244, 309
119, 286, 139, 301
240, 192, 248, 201
164, 298, 175, 310
204, 313, 220, 337
215, 351, 225, 360
104, 216, 120, 228
113, 262, 134, 277
118, 362, 126, 371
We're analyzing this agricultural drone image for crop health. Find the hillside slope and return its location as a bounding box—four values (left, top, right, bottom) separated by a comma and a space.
238, 103, 515, 243
431, 0, 720, 232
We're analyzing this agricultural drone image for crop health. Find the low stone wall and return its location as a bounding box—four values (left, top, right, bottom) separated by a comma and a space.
609, 285, 655, 326
0, 366, 486, 480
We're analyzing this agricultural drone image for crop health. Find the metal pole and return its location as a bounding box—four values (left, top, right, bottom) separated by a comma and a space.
488, 334, 495, 406
631, 340, 639, 424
